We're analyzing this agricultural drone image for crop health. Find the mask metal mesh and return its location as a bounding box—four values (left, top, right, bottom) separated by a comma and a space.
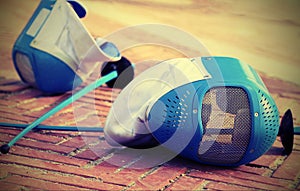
15, 52, 36, 86
198, 87, 251, 164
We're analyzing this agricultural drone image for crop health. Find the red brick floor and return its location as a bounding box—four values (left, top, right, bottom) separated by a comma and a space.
0, 73, 299, 191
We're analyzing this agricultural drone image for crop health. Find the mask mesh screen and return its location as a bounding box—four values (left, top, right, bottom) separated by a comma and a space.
15, 52, 36, 86
198, 87, 251, 164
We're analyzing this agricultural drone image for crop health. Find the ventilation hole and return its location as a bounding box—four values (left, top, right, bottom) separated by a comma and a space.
257, 89, 279, 157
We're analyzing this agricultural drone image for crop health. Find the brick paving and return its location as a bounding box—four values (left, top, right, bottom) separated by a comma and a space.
0, 73, 299, 191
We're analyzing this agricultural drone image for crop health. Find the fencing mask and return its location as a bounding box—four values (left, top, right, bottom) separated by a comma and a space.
105, 56, 279, 166
12, 0, 120, 94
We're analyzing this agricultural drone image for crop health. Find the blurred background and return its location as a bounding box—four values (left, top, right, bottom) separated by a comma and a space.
0, 0, 299, 85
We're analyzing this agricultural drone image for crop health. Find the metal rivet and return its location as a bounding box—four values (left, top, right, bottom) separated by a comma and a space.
254, 112, 259, 117
193, 109, 198, 114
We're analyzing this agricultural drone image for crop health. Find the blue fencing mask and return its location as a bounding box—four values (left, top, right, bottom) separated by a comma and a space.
104, 56, 279, 166
12, 0, 120, 94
